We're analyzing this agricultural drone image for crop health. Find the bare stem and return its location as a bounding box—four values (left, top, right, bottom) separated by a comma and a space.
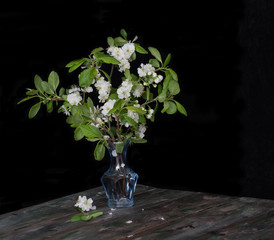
110, 64, 114, 78
115, 115, 123, 141
50, 97, 65, 102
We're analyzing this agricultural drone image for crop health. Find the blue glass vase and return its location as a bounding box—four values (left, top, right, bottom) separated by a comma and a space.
101, 141, 138, 208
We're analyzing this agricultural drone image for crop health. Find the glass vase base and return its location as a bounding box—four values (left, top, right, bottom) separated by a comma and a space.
108, 198, 134, 208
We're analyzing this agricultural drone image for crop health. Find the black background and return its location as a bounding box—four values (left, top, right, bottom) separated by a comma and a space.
1, 0, 274, 214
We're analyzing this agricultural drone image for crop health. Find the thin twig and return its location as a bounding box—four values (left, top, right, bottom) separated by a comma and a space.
115, 115, 123, 141
110, 64, 114, 78
50, 97, 65, 102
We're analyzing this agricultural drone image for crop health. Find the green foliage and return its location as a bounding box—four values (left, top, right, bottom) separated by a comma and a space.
94, 141, 105, 161
18, 28, 187, 162
115, 141, 124, 154
28, 102, 41, 119
134, 43, 148, 54
94, 52, 120, 64
71, 211, 103, 222
48, 71, 59, 91
79, 125, 103, 139
148, 47, 162, 64
163, 53, 172, 67
66, 58, 88, 73
79, 67, 97, 87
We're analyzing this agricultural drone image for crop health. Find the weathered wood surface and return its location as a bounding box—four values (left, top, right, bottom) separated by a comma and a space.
0, 185, 273, 240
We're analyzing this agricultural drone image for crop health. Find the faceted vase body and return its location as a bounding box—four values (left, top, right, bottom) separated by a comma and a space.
101, 141, 138, 208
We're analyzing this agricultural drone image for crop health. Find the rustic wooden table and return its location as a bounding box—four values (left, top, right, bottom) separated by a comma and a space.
0, 184, 273, 240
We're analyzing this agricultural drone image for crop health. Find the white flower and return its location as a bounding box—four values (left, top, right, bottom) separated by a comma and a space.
132, 84, 144, 98
104, 135, 110, 140
117, 79, 133, 99
136, 124, 146, 139
95, 79, 112, 103
137, 63, 155, 77
75, 196, 86, 208
154, 75, 163, 84
146, 109, 154, 119
82, 86, 93, 93
118, 59, 130, 72
125, 110, 139, 127
75, 196, 96, 212
122, 43, 135, 59
67, 92, 82, 106
112, 150, 117, 157
109, 47, 125, 62
107, 46, 115, 55
68, 85, 81, 93
101, 99, 116, 116
61, 105, 70, 116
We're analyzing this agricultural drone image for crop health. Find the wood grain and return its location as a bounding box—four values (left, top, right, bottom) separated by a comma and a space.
0, 185, 273, 239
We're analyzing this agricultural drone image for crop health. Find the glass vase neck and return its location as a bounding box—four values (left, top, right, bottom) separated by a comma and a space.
106, 140, 130, 171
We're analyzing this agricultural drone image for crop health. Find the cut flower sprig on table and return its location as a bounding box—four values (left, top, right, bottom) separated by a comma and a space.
18, 29, 187, 160
71, 196, 103, 222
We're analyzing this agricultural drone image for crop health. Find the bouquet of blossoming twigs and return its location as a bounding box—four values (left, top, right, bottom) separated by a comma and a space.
18, 29, 187, 160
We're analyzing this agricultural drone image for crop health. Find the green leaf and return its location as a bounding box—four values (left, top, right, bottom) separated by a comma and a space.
107, 37, 115, 46
28, 102, 41, 119
114, 37, 128, 46
166, 101, 177, 114
108, 99, 124, 114
124, 115, 138, 128
125, 106, 146, 115
70, 214, 83, 222
157, 91, 166, 103
168, 68, 178, 81
94, 142, 105, 161
109, 93, 118, 100
158, 84, 163, 95
17, 96, 36, 105
120, 29, 127, 39
59, 87, 65, 97
94, 52, 120, 64
124, 69, 131, 80
148, 47, 162, 63
79, 125, 103, 138
139, 114, 146, 124
87, 97, 94, 113
66, 115, 84, 127
79, 67, 97, 87
34, 75, 44, 94
66, 58, 87, 73
115, 141, 124, 154
130, 138, 147, 144
86, 138, 101, 142
150, 101, 158, 122
174, 100, 187, 116
46, 101, 53, 113
168, 80, 180, 95
134, 43, 148, 54
99, 69, 111, 82
146, 87, 151, 100
41, 81, 54, 95
163, 72, 172, 90
161, 100, 170, 113
163, 53, 172, 67
74, 127, 85, 141
90, 47, 104, 55
26, 89, 38, 96
132, 35, 138, 42
149, 58, 160, 68
48, 71, 59, 91
81, 211, 103, 221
